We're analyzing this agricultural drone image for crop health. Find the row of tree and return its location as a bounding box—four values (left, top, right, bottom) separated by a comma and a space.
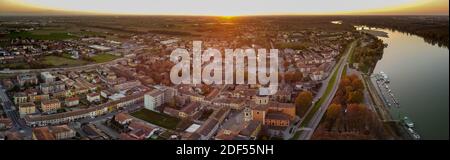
313, 74, 388, 139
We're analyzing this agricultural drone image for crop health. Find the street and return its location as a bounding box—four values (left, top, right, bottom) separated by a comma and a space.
295, 40, 357, 140
0, 84, 32, 137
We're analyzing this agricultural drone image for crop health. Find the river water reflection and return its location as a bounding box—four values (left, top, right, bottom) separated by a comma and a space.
358, 26, 449, 139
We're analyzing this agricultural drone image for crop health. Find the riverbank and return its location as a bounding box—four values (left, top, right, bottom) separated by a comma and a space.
367, 26, 448, 139
360, 29, 389, 38
362, 74, 413, 140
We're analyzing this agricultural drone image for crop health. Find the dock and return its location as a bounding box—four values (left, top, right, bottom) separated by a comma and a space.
363, 72, 420, 140
363, 72, 416, 140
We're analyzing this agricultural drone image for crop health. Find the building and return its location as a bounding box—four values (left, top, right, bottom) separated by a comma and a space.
49, 125, 76, 140
251, 106, 268, 123
40, 81, 65, 94
113, 80, 141, 91
255, 95, 270, 105
267, 102, 296, 120
265, 113, 290, 127
114, 113, 133, 125
197, 119, 219, 140
40, 72, 55, 83
101, 89, 115, 98
25, 91, 147, 127
82, 123, 109, 140
65, 97, 79, 107
243, 107, 253, 122
17, 73, 38, 87
144, 86, 176, 111
0, 117, 12, 130
239, 120, 262, 139
74, 78, 97, 91
32, 125, 75, 140
13, 92, 28, 104
29, 94, 50, 103
212, 98, 246, 110
144, 90, 164, 111
32, 127, 56, 140
19, 102, 36, 116
87, 93, 101, 103
41, 99, 61, 113
250, 101, 296, 126
52, 90, 71, 99
179, 102, 201, 118
125, 121, 155, 140
310, 71, 324, 81
195, 107, 230, 140
109, 113, 133, 132
272, 86, 293, 103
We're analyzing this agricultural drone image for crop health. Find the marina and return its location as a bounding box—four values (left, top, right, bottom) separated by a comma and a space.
372, 72, 400, 108
371, 71, 420, 140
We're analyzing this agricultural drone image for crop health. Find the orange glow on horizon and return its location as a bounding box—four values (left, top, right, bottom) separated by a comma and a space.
0, 0, 448, 16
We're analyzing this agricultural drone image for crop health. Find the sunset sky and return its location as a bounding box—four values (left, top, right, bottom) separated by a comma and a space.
0, 0, 448, 16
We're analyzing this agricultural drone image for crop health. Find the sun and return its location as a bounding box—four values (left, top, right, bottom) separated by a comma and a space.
221, 16, 234, 19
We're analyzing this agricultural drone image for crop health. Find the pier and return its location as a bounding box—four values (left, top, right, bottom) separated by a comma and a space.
366, 72, 421, 140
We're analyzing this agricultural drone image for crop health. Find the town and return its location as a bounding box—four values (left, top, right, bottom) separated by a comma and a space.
0, 15, 440, 140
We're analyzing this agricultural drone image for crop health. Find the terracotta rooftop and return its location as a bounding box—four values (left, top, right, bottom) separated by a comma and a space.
32, 127, 56, 140
266, 112, 290, 121
114, 113, 132, 124
41, 99, 60, 105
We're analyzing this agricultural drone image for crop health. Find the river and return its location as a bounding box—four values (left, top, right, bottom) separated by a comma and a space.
357, 26, 449, 140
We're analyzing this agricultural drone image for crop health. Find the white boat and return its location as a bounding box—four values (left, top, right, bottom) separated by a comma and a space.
403, 116, 415, 128
407, 128, 421, 140
380, 71, 390, 83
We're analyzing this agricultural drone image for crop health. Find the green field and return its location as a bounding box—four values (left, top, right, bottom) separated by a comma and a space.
6, 31, 75, 40
1, 53, 118, 69
91, 53, 120, 63
42, 55, 89, 67
0, 62, 31, 69
131, 109, 180, 130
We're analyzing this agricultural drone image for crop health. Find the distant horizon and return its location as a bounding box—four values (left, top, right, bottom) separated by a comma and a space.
1, 0, 448, 16
1, 11, 448, 17
0, 13, 449, 17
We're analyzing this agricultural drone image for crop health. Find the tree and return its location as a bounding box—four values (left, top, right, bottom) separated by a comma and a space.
295, 91, 313, 116
351, 78, 364, 91
340, 76, 352, 88
326, 103, 342, 123
293, 71, 303, 82
347, 90, 364, 104
346, 103, 368, 132
201, 84, 213, 95
285, 71, 303, 83
283, 61, 290, 69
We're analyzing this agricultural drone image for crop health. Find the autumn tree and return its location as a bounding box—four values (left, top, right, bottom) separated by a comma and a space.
294, 71, 303, 82
345, 103, 368, 132
285, 71, 303, 83
347, 90, 364, 104
351, 77, 364, 91
326, 103, 342, 123
295, 91, 313, 117
200, 84, 212, 95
